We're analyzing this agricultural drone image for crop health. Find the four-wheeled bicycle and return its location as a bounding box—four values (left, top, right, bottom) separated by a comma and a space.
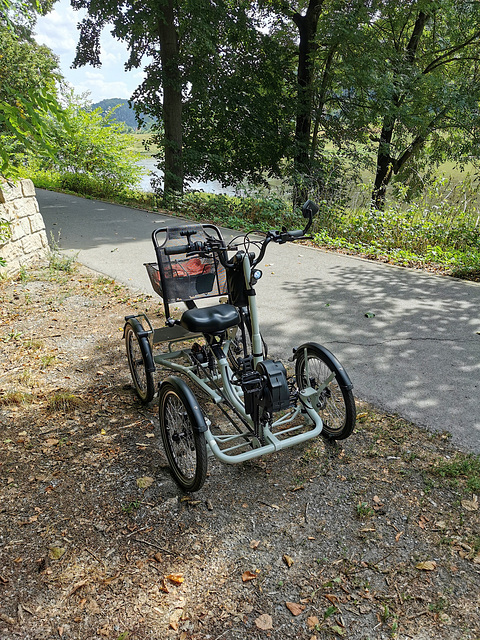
124, 200, 356, 491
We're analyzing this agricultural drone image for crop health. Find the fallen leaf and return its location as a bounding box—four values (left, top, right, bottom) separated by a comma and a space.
165, 573, 184, 585
307, 615, 320, 628
331, 624, 346, 636
255, 614, 273, 630
416, 560, 437, 571
169, 608, 184, 629
159, 579, 170, 593
250, 540, 260, 549
286, 602, 305, 616
461, 497, 478, 511
242, 570, 257, 582
283, 554, 294, 568
44, 438, 59, 447
0, 613, 16, 626
136, 476, 154, 489
325, 594, 338, 604
395, 531, 404, 542
48, 546, 66, 560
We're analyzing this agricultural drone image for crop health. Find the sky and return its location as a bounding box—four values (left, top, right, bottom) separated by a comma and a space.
33, 0, 146, 103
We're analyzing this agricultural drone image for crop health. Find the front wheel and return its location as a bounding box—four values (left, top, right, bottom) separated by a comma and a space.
295, 345, 356, 440
158, 380, 208, 492
125, 323, 155, 403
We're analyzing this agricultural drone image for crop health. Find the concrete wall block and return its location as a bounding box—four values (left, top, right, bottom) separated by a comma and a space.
1, 238, 24, 262
10, 219, 27, 242
0, 201, 15, 224
38, 230, 49, 248
29, 212, 46, 234
13, 197, 38, 219
21, 231, 46, 256
21, 179, 36, 198
0, 180, 23, 203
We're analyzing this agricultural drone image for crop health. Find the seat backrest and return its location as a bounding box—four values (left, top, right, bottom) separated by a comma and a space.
149, 224, 228, 321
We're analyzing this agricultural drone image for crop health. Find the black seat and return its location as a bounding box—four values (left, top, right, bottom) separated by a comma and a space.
180, 304, 240, 334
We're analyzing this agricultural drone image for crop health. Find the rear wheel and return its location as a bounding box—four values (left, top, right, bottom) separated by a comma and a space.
125, 323, 155, 403
158, 381, 207, 492
295, 346, 355, 440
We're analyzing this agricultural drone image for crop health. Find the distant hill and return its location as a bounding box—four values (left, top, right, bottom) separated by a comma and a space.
90, 98, 154, 130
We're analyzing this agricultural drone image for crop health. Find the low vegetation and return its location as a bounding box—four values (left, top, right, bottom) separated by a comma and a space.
164, 179, 480, 280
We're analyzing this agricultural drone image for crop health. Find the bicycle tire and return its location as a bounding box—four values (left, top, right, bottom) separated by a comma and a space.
158, 380, 208, 492
125, 323, 155, 403
295, 344, 356, 440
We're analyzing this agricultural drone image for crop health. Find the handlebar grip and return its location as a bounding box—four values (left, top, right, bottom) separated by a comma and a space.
288, 230, 304, 239
164, 244, 190, 256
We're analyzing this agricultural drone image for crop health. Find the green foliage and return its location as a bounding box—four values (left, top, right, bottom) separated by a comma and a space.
434, 454, 480, 493
171, 192, 302, 234
181, 16, 296, 188
0, 3, 64, 178
313, 175, 480, 272
24, 91, 145, 199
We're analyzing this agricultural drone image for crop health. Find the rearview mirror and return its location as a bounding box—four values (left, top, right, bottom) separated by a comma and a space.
302, 200, 319, 219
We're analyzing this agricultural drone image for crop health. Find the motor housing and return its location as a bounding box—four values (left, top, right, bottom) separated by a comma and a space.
256, 359, 290, 414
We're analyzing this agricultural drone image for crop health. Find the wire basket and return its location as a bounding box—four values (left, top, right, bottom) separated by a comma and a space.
145, 255, 226, 302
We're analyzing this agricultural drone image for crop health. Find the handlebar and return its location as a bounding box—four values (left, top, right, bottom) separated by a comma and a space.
164, 244, 189, 256
161, 200, 318, 267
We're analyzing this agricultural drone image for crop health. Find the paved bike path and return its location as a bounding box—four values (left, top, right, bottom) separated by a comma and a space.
37, 189, 480, 453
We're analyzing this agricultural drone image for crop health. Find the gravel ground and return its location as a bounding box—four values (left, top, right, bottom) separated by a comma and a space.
1, 262, 479, 640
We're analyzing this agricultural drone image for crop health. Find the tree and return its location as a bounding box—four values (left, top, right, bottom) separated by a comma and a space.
31, 90, 144, 198
333, 0, 480, 209
179, 12, 295, 188
72, 0, 285, 199
0, 0, 63, 178
72, 0, 187, 197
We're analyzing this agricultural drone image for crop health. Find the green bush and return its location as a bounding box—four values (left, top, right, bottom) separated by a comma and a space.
172, 192, 302, 233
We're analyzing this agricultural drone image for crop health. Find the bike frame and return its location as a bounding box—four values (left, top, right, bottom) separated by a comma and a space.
140, 244, 326, 465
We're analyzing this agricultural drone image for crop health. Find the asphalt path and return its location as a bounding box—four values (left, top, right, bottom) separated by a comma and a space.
37, 189, 480, 453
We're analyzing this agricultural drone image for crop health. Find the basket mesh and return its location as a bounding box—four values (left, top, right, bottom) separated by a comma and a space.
145, 226, 227, 302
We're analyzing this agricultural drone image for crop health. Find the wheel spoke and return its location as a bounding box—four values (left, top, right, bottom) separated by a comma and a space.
296, 346, 355, 440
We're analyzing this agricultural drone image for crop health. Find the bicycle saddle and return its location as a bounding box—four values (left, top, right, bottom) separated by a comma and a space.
180, 304, 240, 334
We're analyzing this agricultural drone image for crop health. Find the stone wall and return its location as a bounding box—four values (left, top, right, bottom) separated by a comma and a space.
0, 179, 49, 277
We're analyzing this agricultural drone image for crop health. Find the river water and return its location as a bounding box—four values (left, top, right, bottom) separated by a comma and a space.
139, 158, 236, 195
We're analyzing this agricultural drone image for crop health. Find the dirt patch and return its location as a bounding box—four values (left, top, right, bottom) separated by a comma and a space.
1, 263, 479, 640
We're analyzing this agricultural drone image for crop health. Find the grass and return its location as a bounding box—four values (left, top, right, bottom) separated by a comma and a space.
433, 453, 480, 492
0, 391, 35, 406
46, 391, 84, 413
47, 233, 78, 275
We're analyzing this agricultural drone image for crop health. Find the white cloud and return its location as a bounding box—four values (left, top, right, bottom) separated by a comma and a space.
34, 0, 146, 103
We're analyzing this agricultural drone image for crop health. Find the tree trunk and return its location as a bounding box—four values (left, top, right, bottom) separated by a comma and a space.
371, 11, 428, 209
372, 117, 395, 210
157, 1, 183, 197
292, 0, 324, 202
